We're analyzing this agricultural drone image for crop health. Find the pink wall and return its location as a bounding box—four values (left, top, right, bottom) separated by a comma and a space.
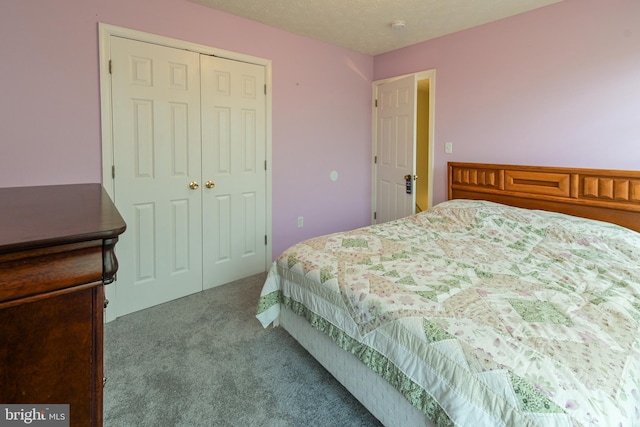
374, 0, 640, 205
0, 0, 373, 258
2, 0, 637, 260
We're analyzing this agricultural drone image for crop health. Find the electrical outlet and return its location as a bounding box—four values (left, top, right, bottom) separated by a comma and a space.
298, 216, 304, 228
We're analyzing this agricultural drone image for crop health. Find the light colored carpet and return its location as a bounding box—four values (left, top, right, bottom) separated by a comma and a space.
104, 272, 383, 427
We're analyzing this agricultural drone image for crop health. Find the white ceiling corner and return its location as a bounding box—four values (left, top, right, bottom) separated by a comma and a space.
188, 0, 563, 55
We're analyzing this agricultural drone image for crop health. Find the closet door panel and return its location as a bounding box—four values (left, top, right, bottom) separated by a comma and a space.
201, 56, 267, 289
110, 36, 203, 316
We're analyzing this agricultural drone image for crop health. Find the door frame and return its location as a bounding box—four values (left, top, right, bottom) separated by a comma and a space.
371, 69, 435, 222
98, 23, 273, 319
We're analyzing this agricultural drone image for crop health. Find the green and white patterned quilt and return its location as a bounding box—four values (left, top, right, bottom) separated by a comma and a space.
257, 199, 640, 427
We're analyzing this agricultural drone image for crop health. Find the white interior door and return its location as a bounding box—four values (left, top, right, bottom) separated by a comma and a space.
200, 56, 267, 289
375, 75, 417, 223
110, 36, 203, 316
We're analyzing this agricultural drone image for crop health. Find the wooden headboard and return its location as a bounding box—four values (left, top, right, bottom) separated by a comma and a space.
448, 162, 640, 233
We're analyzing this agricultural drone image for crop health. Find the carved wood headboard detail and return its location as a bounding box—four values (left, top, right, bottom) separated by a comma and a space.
448, 162, 640, 233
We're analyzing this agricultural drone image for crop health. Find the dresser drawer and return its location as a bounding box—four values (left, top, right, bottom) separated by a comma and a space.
0, 240, 103, 304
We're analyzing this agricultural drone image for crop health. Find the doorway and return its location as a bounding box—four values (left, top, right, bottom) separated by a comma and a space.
372, 70, 435, 223
415, 78, 431, 213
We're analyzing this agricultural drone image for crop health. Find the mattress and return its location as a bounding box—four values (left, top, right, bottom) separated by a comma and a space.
257, 199, 640, 427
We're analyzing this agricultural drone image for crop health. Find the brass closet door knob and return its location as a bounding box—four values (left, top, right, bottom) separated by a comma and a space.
205, 181, 215, 189
189, 181, 199, 190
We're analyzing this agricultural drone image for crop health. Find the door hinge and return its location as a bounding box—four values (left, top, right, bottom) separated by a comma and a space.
109, 60, 112, 74
375, 99, 378, 107
264, 84, 267, 95
264, 160, 267, 171
374, 156, 377, 164
374, 212, 377, 220
265, 235, 268, 245
111, 165, 115, 179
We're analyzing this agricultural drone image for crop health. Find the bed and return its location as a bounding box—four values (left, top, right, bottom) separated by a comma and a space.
256, 162, 640, 427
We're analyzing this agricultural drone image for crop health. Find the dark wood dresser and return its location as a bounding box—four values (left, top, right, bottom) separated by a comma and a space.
0, 184, 126, 427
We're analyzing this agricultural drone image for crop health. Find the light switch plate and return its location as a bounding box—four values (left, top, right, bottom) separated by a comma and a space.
445, 142, 453, 154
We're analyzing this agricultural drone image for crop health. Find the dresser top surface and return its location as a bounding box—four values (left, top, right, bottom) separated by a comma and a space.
0, 184, 126, 253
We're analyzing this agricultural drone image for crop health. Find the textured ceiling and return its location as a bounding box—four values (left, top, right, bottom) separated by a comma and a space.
189, 0, 563, 55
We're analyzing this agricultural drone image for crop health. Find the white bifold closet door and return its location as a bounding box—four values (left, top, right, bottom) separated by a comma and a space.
110, 37, 266, 317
